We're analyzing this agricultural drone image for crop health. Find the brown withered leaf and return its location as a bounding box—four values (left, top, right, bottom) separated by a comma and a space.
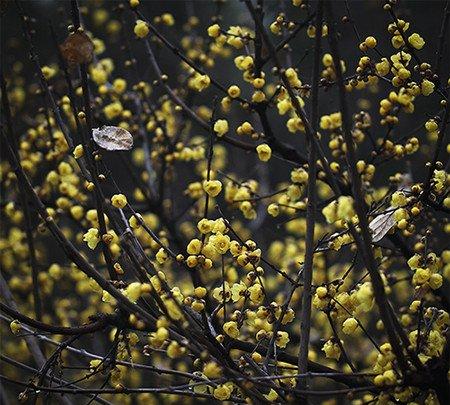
92, 126, 133, 151
368, 211, 395, 243
60, 32, 94, 65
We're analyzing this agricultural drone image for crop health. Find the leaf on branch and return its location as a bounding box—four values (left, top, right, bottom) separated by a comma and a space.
60, 32, 94, 65
369, 211, 395, 242
92, 126, 133, 151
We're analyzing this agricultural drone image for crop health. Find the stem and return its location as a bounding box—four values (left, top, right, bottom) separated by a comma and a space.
297, 0, 323, 388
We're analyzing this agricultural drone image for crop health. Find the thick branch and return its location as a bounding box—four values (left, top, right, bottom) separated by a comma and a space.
297, 0, 322, 388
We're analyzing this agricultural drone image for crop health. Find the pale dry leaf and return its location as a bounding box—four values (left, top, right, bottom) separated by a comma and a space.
92, 126, 133, 151
369, 211, 395, 242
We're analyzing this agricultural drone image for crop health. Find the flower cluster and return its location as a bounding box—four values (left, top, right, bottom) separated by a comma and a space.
1, 0, 449, 404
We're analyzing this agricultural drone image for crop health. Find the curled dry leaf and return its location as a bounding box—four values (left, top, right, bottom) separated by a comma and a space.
369, 211, 395, 243
60, 32, 94, 65
92, 126, 133, 151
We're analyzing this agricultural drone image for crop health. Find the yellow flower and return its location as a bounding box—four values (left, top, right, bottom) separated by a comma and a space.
203, 180, 222, 197
235, 55, 254, 70
342, 317, 358, 335
165, 298, 183, 321
425, 119, 438, 132
155, 248, 168, 264
316, 286, 328, 299
322, 53, 333, 67
256, 143, 272, 162
113, 78, 127, 94
213, 282, 230, 302
161, 13, 174, 26
197, 218, 214, 234
223, 321, 239, 338
90, 66, 107, 85
125, 282, 142, 302
267, 203, 279, 217
291, 168, 308, 184
248, 284, 264, 304
191, 300, 205, 312
264, 389, 279, 401
48, 263, 62, 279
10, 320, 21, 335
322, 200, 337, 223
276, 331, 290, 348
277, 98, 291, 115
391, 35, 405, 49
155, 327, 169, 342
364, 36, 377, 48
270, 21, 281, 35
421, 79, 435, 96
375, 58, 390, 76
203, 361, 222, 378
285, 68, 301, 87
191, 73, 211, 92
89, 359, 102, 371
186, 255, 198, 268
213, 119, 229, 137
210, 232, 231, 254
41, 65, 56, 80
58, 161, 73, 175
429, 273, 443, 290
355, 282, 374, 312
207, 24, 221, 38
227, 85, 241, 98
226, 26, 247, 49
134, 20, 149, 38
167, 341, 185, 358
322, 340, 341, 360
397, 67, 411, 80
433, 169, 446, 191
252, 90, 266, 103
231, 282, 247, 302
336, 196, 355, 222
213, 385, 231, 400
212, 218, 227, 234
408, 33, 425, 50
104, 101, 123, 119
391, 51, 411, 66
191, 299, 204, 312
111, 193, 128, 209
73, 144, 84, 159
187, 238, 202, 255
129, 214, 142, 229
239, 121, 253, 135
383, 370, 398, 386
281, 308, 295, 325
391, 191, 407, 207
83, 228, 100, 250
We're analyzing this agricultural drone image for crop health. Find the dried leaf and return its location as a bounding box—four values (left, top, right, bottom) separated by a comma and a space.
60, 32, 94, 65
92, 126, 133, 151
369, 211, 395, 242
